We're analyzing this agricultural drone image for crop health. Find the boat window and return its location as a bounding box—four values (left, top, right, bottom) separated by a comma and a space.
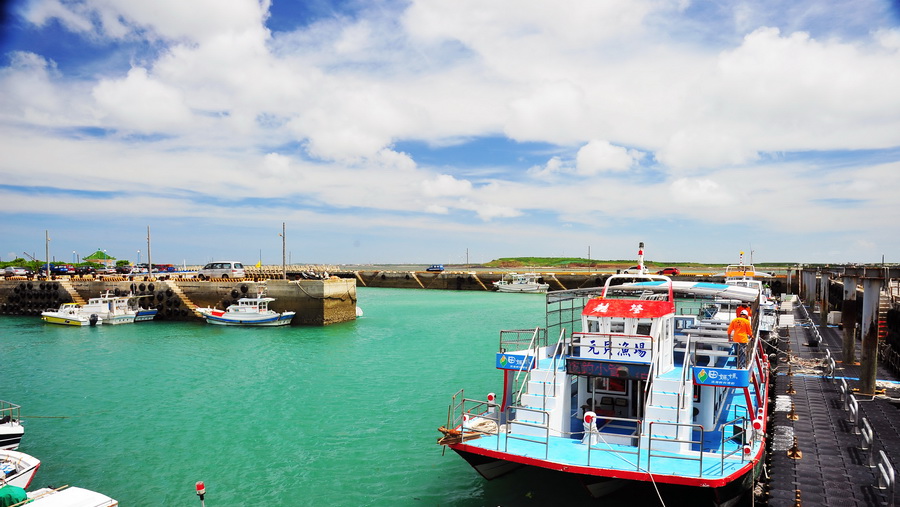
609, 320, 625, 333
636, 320, 652, 336
586, 319, 600, 333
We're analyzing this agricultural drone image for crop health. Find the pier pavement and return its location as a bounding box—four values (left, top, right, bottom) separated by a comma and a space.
766, 302, 899, 506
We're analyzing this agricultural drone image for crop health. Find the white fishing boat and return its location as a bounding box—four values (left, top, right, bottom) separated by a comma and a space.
0, 401, 24, 451
79, 292, 137, 325
492, 273, 550, 293
438, 267, 769, 504
195, 291, 295, 326
41, 304, 102, 327
23, 485, 118, 506
0, 449, 41, 489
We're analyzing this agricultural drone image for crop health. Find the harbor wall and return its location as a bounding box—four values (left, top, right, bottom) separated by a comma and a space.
337, 270, 793, 293
0, 277, 357, 326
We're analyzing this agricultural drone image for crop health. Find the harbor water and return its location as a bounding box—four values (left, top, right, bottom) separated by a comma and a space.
4, 287, 667, 506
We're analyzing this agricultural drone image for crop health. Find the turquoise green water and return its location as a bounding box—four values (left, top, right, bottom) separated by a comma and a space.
3, 288, 658, 506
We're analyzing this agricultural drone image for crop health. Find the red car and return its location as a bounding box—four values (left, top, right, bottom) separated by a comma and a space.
657, 267, 680, 276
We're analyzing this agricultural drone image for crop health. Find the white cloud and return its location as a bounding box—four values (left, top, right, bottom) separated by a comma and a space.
2, 0, 900, 263
575, 140, 637, 175
92, 67, 193, 131
421, 174, 473, 197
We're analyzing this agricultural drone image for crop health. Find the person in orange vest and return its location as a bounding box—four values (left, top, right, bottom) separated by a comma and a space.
736, 303, 752, 318
728, 309, 752, 367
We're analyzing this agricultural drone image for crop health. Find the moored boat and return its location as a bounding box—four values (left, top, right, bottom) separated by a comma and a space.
22, 485, 118, 506
195, 290, 295, 326
40, 304, 101, 327
492, 273, 550, 293
438, 271, 769, 504
78, 292, 137, 325
0, 401, 24, 451
0, 449, 40, 489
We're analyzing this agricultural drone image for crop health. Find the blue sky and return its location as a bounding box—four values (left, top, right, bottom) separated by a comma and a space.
1, 0, 899, 266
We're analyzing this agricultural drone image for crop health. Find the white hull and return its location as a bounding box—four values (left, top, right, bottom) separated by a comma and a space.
26, 486, 118, 506
0, 449, 41, 489
494, 283, 549, 293
41, 305, 101, 326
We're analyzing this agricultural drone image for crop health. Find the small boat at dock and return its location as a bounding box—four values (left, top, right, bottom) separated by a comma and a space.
40, 304, 101, 327
195, 290, 295, 326
492, 272, 550, 293
0, 449, 40, 489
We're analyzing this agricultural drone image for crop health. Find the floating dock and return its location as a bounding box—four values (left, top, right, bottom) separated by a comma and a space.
765, 298, 899, 506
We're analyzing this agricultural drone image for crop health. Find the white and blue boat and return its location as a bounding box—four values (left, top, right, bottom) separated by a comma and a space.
438, 273, 770, 505
195, 291, 295, 327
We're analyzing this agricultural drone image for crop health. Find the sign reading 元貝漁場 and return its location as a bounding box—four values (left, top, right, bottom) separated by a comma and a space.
692, 366, 750, 387
574, 333, 652, 364
496, 353, 534, 371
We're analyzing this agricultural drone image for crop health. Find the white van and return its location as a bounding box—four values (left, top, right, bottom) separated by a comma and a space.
197, 261, 245, 280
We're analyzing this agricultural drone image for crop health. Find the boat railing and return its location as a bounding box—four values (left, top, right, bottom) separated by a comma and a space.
647, 421, 706, 476
585, 415, 643, 468
503, 406, 552, 459
719, 416, 753, 470
0, 400, 21, 423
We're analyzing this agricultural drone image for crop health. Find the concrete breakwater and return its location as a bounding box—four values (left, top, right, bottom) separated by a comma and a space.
0, 277, 357, 326
334, 269, 795, 293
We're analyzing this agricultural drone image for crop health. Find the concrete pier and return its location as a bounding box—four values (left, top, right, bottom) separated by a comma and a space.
0, 277, 357, 326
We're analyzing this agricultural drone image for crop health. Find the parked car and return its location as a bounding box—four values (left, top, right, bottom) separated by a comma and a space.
116, 265, 133, 274
426, 264, 445, 272
3, 266, 31, 277
657, 267, 681, 276
50, 264, 75, 275
622, 265, 647, 274
197, 261, 245, 280
75, 265, 96, 275
96, 266, 116, 275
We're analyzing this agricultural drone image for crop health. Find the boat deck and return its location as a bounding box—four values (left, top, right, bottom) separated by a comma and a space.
461, 361, 758, 483
460, 428, 751, 482
765, 302, 900, 506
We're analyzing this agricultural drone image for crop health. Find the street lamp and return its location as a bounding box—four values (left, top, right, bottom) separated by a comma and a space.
278, 222, 286, 280
137, 250, 141, 265
73, 251, 76, 263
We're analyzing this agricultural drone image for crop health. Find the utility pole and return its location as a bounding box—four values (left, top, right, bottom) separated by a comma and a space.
280, 222, 286, 280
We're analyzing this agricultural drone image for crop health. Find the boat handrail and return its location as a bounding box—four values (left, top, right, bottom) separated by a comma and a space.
503, 406, 552, 460
584, 415, 643, 468
513, 327, 542, 407
0, 400, 21, 422
647, 421, 706, 475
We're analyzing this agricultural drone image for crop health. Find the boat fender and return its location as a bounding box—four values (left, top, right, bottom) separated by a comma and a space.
114, 288, 121, 296
231, 289, 239, 298
166, 289, 174, 297
139, 283, 146, 291
148, 283, 155, 292
241, 284, 248, 293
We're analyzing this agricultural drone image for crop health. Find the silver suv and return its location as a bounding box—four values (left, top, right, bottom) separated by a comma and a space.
197, 261, 245, 280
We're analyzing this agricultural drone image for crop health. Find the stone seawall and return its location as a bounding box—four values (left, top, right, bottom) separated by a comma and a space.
0, 277, 357, 326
